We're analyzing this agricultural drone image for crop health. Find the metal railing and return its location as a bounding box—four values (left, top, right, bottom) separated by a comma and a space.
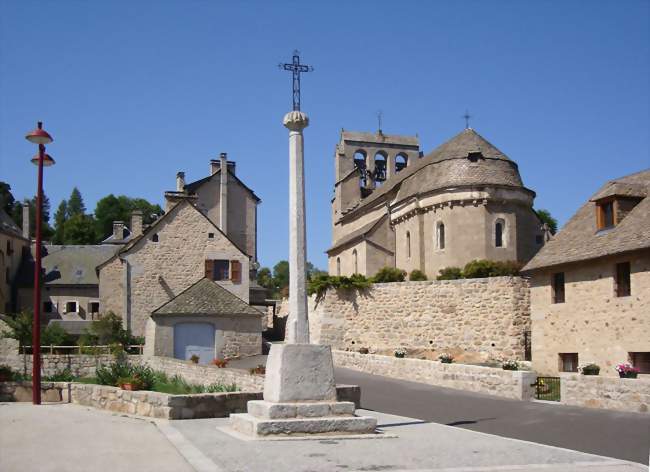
18, 345, 145, 355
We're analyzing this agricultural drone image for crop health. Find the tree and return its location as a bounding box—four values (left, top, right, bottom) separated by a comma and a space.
53, 200, 68, 244
67, 187, 86, 217
272, 260, 290, 291
94, 194, 163, 240
63, 214, 97, 244
536, 209, 558, 235
12, 195, 54, 240
1, 311, 33, 347
256, 267, 274, 289
0, 181, 15, 214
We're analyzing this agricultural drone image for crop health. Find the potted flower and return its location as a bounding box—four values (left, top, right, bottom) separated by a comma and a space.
501, 359, 519, 371
394, 347, 407, 358
358, 347, 369, 354
578, 363, 600, 376
212, 358, 228, 368
118, 376, 142, 391
438, 353, 454, 364
190, 354, 200, 364
615, 363, 639, 379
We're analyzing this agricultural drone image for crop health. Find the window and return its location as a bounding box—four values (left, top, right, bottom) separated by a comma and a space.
336, 257, 341, 276
152, 233, 159, 242
552, 272, 565, 304
43, 301, 54, 313
205, 259, 229, 281
353, 151, 367, 187
208, 233, 214, 239
352, 250, 358, 274
615, 262, 631, 297
395, 154, 408, 173
597, 201, 615, 230
436, 222, 445, 250
374, 152, 387, 185
559, 353, 579, 372
629, 352, 650, 374
467, 151, 484, 163
495, 220, 504, 247
89, 302, 100, 314
6, 240, 12, 255
406, 231, 411, 259
65, 301, 78, 313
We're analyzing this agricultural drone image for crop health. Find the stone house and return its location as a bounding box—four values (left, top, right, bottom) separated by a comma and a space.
98, 199, 252, 339
0, 207, 30, 313
145, 278, 263, 363
522, 169, 650, 377
328, 128, 547, 279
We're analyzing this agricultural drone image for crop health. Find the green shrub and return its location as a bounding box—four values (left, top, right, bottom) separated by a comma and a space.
78, 312, 141, 349
1, 311, 33, 347
308, 273, 371, 302
372, 267, 406, 283
462, 260, 521, 279
41, 323, 72, 346
436, 267, 463, 280
43, 368, 74, 382
95, 358, 132, 387
408, 270, 427, 281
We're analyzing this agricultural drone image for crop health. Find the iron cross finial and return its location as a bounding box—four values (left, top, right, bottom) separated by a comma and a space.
463, 110, 472, 129
279, 50, 314, 111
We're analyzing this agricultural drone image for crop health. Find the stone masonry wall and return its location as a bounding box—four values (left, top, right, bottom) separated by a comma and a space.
560, 374, 650, 414
333, 350, 537, 401
312, 277, 530, 362
0, 354, 115, 378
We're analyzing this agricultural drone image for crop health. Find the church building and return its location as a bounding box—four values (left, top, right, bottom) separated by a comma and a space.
328, 127, 546, 279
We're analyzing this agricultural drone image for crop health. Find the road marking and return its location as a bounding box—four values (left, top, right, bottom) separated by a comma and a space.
156, 420, 224, 472
379, 462, 646, 471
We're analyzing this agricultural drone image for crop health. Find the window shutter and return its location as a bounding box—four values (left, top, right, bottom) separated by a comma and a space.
231, 260, 241, 284
205, 260, 214, 280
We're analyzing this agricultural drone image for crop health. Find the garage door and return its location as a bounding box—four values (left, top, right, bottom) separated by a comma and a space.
173, 322, 215, 365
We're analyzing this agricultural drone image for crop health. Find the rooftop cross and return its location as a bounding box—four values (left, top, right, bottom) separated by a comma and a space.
377, 110, 383, 133
463, 109, 472, 129
279, 50, 314, 111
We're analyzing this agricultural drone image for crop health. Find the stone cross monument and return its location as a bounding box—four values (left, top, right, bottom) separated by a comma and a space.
229, 54, 376, 437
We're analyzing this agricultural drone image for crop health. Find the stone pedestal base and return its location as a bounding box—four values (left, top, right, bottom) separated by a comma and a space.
229, 344, 377, 437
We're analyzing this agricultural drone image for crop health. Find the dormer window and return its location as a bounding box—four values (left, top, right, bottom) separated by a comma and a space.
467, 151, 483, 163
596, 200, 615, 230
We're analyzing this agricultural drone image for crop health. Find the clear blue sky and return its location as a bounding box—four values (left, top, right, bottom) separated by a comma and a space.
1, 1, 648, 270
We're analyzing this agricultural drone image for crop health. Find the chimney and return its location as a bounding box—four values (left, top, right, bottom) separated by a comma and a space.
131, 211, 143, 237
176, 172, 185, 192
22, 203, 30, 239
219, 152, 228, 234
210, 159, 220, 176
112, 221, 125, 241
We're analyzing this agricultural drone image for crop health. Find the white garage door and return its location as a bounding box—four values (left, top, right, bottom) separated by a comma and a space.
173, 322, 215, 365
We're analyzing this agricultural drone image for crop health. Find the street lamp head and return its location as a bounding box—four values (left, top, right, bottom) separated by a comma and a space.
31, 152, 55, 167
25, 121, 53, 145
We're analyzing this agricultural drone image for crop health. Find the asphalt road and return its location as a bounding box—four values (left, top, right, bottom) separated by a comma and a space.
335, 367, 650, 465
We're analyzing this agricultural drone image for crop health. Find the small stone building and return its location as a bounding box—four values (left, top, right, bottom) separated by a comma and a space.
145, 278, 263, 364
522, 169, 650, 377
328, 128, 546, 279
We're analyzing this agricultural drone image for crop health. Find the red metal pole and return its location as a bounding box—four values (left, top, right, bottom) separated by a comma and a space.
32, 139, 45, 405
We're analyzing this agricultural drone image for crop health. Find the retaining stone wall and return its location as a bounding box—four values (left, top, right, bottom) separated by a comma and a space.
0, 381, 67, 402
333, 350, 537, 401
310, 277, 530, 362
560, 374, 650, 414
0, 354, 115, 378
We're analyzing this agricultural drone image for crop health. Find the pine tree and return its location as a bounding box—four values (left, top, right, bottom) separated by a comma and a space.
53, 200, 68, 244
67, 187, 86, 217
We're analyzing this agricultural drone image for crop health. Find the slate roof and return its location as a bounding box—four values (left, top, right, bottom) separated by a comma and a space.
185, 168, 261, 202
0, 209, 26, 240
522, 169, 650, 272
327, 215, 387, 253
152, 278, 261, 316
346, 128, 528, 217
18, 244, 120, 287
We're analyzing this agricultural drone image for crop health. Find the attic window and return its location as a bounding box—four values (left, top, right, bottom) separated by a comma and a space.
467, 151, 483, 163
596, 200, 615, 230
152, 234, 159, 242
208, 233, 214, 239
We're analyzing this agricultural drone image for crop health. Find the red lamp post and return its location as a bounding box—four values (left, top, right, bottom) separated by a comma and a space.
25, 121, 54, 405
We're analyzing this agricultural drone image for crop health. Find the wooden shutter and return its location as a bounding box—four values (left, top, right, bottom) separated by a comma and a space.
204, 260, 214, 280
231, 260, 241, 284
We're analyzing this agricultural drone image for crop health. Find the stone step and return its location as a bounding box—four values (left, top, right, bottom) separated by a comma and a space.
246, 400, 356, 419
230, 413, 377, 437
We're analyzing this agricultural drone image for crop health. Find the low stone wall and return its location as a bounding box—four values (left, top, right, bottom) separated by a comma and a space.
560, 374, 650, 414
0, 381, 68, 402
333, 350, 536, 401
141, 356, 265, 392
0, 354, 115, 378
310, 277, 531, 362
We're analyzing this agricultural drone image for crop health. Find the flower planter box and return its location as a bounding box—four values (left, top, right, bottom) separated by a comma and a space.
618, 372, 638, 379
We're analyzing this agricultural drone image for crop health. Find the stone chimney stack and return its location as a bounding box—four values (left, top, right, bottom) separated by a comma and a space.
112, 221, 125, 240
210, 159, 220, 176
22, 203, 30, 239
176, 172, 185, 192
130, 211, 143, 237
219, 152, 228, 234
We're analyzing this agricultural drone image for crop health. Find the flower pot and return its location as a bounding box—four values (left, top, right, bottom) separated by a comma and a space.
121, 383, 134, 391
582, 368, 600, 376
619, 372, 638, 379
394, 353, 405, 358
